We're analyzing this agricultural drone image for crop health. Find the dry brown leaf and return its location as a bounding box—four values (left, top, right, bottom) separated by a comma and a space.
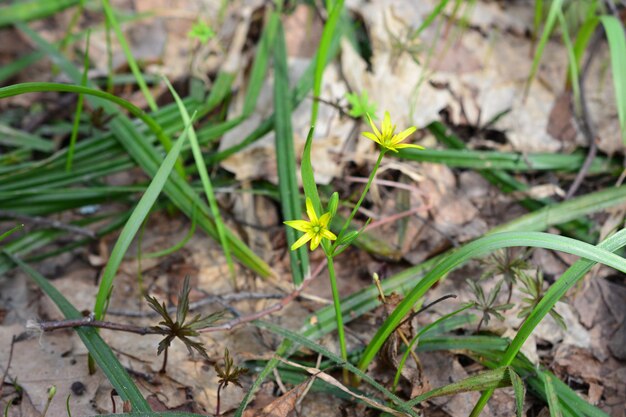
252, 381, 309, 417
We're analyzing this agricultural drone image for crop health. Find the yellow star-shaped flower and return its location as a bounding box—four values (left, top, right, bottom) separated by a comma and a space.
284, 198, 337, 251
363, 111, 423, 153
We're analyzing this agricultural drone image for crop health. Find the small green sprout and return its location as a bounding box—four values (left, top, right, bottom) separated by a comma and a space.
41, 385, 56, 417
466, 279, 514, 332
214, 348, 247, 416
345, 90, 377, 120
188, 20, 215, 44
518, 270, 566, 329
145, 276, 224, 373
480, 248, 532, 303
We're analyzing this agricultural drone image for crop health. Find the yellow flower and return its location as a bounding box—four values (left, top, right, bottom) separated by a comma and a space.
284, 198, 337, 251
363, 111, 423, 153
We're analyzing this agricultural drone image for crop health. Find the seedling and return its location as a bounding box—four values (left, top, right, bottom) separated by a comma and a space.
145, 276, 224, 373
518, 270, 566, 329
214, 348, 247, 416
188, 20, 216, 44
466, 279, 514, 332
480, 248, 532, 303
345, 90, 377, 120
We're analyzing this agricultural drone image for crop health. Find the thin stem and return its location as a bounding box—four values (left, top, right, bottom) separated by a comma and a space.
160, 348, 168, 374
326, 255, 348, 383
216, 382, 223, 416
332, 151, 385, 253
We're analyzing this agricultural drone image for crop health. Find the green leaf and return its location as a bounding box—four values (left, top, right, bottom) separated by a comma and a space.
0, 0, 80, 27
543, 373, 563, 417
509, 368, 526, 417
557, 10, 581, 115
0, 224, 23, 244
600, 15, 626, 143
527, 0, 564, 94
301, 127, 322, 215
274, 19, 309, 284
94, 116, 193, 320
101, 0, 158, 112
407, 367, 513, 406
310, 0, 344, 127
164, 76, 236, 282
66, 30, 90, 172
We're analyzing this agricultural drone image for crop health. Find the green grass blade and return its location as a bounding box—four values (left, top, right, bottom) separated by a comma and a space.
253, 320, 419, 417
542, 373, 563, 417
301, 128, 322, 213
396, 148, 614, 173
527, 0, 564, 94
407, 367, 512, 406
164, 77, 236, 282
557, 10, 581, 114
573, 16, 598, 73
144, 210, 196, 259
66, 30, 90, 172
600, 15, 626, 143
101, 0, 158, 111
393, 303, 474, 390
0, 124, 53, 152
411, 0, 450, 39
242, 14, 278, 116
533, 0, 544, 47
274, 20, 309, 285
93, 116, 192, 320
310, 0, 344, 127
470, 227, 626, 416
0, 0, 80, 27
509, 368, 526, 417
0, 224, 23, 243
0, 51, 44, 83
490, 184, 626, 234
234, 355, 282, 417
8, 254, 150, 412
358, 231, 626, 374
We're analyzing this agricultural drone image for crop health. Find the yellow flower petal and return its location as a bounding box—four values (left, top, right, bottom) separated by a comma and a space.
366, 113, 381, 139
362, 131, 382, 145
393, 143, 424, 150
391, 126, 417, 145
305, 197, 318, 223
291, 233, 313, 250
382, 112, 392, 137
321, 229, 337, 241
319, 212, 332, 228
284, 220, 311, 232
310, 234, 322, 250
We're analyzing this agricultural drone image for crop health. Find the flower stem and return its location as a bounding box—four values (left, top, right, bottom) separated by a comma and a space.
332, 151, 385, 252
326, 255, 348, 383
